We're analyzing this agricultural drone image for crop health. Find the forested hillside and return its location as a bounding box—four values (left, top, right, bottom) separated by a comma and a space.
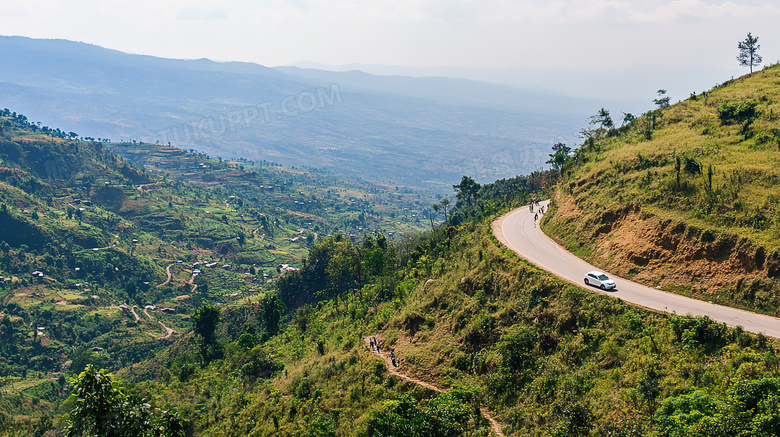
542, 65, 780, 315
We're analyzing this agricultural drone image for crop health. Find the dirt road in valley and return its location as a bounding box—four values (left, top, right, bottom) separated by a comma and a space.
157, 264, 175, 287
363, 337, 505, 436
159, 321, 174, 339
493, 201, 780, 338
128, 306, 140, 323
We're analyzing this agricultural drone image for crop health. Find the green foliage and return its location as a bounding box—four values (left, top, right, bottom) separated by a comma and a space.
718, 99, 759, 125
276, 236, 399, 311
737, 32, 763, 73
193, 304, 222, 365
453, 176, 481, 207
365, 388, 483, 437
655, 379, 780, 436
64, 364, 185, 437
547, 142, 572, 172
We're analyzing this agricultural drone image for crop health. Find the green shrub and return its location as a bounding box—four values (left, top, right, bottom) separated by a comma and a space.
718, 100, 759, 125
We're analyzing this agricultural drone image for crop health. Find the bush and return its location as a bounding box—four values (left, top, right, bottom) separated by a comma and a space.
718, 100, 759, 125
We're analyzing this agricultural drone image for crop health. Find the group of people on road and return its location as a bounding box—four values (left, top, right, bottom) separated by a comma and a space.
369, 337, 397, 367
531, 199, 545, 226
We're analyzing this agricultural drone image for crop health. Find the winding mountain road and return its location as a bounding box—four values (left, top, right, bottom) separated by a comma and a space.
493, 201, 780, 338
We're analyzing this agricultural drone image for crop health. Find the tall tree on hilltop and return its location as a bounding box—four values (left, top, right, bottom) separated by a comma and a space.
738, 32, 762, 73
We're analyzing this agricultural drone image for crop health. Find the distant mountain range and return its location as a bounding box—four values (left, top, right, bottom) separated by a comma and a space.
2, 35, 613, 190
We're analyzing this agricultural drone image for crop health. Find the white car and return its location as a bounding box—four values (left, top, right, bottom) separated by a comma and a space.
584, 270, 616, 290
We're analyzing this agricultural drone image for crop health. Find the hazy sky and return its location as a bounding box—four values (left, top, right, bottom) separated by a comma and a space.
3, 1, 779, 97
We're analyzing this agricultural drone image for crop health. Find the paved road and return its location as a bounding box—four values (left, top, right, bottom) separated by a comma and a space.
493, 201, 780, 338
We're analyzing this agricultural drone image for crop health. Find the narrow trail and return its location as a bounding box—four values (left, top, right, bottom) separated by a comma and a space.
158, 321, 174, 339
129, 306, 141, 323
157, 263, 175, 287
143, 308, 154, 320
363, 337, 505, 437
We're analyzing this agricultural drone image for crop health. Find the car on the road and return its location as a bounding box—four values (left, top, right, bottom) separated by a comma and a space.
584, 270, 616, 290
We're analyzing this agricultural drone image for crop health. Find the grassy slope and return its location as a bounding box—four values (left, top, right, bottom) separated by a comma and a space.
543, 65, 780, 315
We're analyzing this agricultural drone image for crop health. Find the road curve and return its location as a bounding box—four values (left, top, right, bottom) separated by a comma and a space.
493, 201, 780, 338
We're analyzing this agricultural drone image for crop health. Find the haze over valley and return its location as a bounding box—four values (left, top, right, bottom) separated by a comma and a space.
0, 36, 607, 191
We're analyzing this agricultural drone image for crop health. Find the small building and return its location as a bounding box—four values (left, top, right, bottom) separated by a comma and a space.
92, 347, 104, 352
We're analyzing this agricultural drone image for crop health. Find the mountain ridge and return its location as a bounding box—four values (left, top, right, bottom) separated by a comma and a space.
0, 35, 595, 189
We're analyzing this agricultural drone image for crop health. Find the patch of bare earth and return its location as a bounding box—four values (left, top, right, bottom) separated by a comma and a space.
549, 193, 778, 298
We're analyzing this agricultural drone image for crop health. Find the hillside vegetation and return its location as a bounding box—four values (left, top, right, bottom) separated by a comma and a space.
0, 108, 430, 429
5, 65, 780, 437
543, 65, 780, 315
51, 183, 780, 437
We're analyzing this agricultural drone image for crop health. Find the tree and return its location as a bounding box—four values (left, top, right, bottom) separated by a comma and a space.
428, 204, 439, 231
738, 32, 762, 73
546, 142, 572, 172
653, 89, 670, 109
453, 176, 480, 207
261, 295, 285, 336
439, 198, 451, 224
192, 304, 222, 364
64, 364, 185, 437
589, 108, 614, 129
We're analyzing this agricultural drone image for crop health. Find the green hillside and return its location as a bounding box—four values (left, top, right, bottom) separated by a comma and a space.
18, 173, 777, 437
0, 108, 431, 430
543, 65, 780, 315
5, 65, 780, 437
